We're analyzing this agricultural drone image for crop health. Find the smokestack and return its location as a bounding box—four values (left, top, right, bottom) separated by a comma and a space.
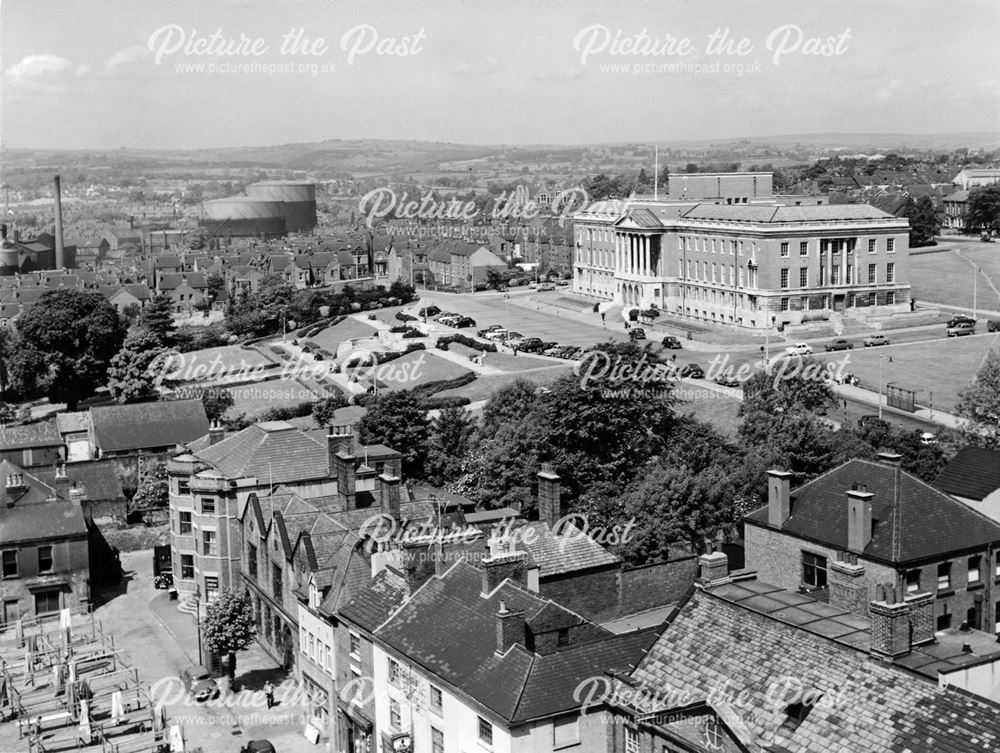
54, 175, 65, 269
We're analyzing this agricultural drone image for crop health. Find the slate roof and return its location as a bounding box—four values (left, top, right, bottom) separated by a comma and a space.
35, 460, 125, 501
369, 560, 649, 724
195, 421, 328, 484
745, 459, 1000, 564
0, 460, 88, 543
0, 419, 62, 450
621, 581, 1000, 753
934, 447, 1000, 501
518, 520, 620, 577
682, 203, 895, 223
90, 398, 209, 453
338, 566, 412, 630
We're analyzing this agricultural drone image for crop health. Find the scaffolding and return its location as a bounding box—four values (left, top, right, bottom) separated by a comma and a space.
0, 609, 169, 753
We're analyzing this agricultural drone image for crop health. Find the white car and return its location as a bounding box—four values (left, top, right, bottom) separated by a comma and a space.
483, 329, 510, 341
784, 343, 814, 357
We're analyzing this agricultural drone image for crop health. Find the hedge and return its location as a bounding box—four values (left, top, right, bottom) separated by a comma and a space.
410, 372, 477, 400
436, 334, 497, 352
423, 395, 472, 410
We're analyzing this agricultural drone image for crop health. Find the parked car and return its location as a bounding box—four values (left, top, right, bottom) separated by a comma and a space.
537, 283, 556, 291
661, 335, 682, 349
558, 346, 582, 360
947, 321, 976, 337
154, 572, 173, 590
988, 320, 1000, 332
825, 339, 854, 352
538, 341, 558, 352
862, 334, 890, 347
477, 324, 503, 337
240, 741, 276, 753
920, 431, 938, 445
418, 306, 441, 318
518, 338, 546, 352
181, 665, 219, 701
946, 314, 976, 328
543, 345, 565, 357
679, 364, 705, 379
784, 343, 814, 357
629, 327, 647, 341
453, 316, 477, 328
502, 332, 525, 345
713, 374, 740, 388
483, 328, 509, 341
556, 280, 569, 286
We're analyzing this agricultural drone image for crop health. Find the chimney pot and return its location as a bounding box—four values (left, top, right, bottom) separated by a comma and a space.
877, 452, 902, 467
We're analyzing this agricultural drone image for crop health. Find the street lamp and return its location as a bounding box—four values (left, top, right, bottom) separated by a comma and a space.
878, 356, 887, 420
972, 264, 980, 321
194, 585, 203, 665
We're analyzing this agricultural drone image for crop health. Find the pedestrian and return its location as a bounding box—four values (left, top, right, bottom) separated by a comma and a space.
264, 680, 275, 709
671, 353, 677, 362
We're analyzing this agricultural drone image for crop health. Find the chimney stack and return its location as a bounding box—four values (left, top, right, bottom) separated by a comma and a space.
54, 464, 72, 497
828, 551, 869, 616
767, 470, 792, 527
869, 584, 912, 660
53, 175, 65, 270
208, 420, 224, 446
537, 464, 564, 527
847, 489, 874, 554
481, 551, 528, 596
905, 591, 935, 646
379, 473, 401, 521
697, 551, 729, 584
495, 600, 526, 655
327, 425, 353, 477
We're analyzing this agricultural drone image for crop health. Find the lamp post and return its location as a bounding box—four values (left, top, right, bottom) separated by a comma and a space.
194, 585, 203, 666
972, 263, 979, 321
878, 356, 886, 420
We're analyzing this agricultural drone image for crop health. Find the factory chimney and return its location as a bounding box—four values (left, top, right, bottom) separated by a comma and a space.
53, 175, 65, 269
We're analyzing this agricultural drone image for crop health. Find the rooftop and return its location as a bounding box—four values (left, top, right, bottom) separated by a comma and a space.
91, 398, 209, 453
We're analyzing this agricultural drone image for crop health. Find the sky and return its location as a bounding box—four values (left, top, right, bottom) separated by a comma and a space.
2, 0, 999, 150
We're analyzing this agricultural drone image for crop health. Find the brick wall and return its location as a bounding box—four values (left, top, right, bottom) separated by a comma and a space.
540, 566, 621, 623
619, 555, 698, 615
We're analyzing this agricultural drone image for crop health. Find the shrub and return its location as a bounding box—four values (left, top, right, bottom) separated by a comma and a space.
411, 372, 477, 400
436, 334, 497, 352
269, 345, 285, 356
401, 329, 424, 339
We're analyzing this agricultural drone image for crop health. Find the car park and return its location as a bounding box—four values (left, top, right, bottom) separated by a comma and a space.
947, 321, 976, 337
825, 339, 853, 351
784, 343, 814, 357
946, 314, 976, 328
502, 332, 525, 345
629, 327, 647, 341
679, 364, 705, 379
661, 335, 682, 349
988, 320, 1000, 332
862, 334, 890, 347
181, 665, 219, 701
478, 324, 503, 337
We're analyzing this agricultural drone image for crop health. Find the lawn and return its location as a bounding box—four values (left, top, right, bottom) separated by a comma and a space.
162, 344, 277, 384
908, 244, 1000, 312
813, 334, 1000, 411
447, 343, 553, 372
226, 378, 317, 416
309, 317, 380, 354
362, 351, 472, 392
675, 391, 743, 440
435, 365, 574, 403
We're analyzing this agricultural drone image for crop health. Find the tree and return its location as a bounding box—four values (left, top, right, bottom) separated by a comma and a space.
358, 390, 431, 477
130, 462, 168, 512
425, 406, 477, 485
480, 378, 538, 436
15, 289, 125, 410
200, 589, 257, 684
312, 394, 348, 428
485, 268, 505, 291
140, 294, 177, 345
200, 388, 235, 422
903, 196, 940, 247
107, 329, 169, 403
967, 185, 1000, 234
957, 349, 1000, 445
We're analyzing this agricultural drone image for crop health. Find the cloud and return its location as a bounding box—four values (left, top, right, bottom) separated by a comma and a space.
455, 56, 502, 76
105, 45, 152, 70
2, 55, 89, 89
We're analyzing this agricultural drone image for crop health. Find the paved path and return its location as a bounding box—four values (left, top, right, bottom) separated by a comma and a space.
830, 382, 967, 430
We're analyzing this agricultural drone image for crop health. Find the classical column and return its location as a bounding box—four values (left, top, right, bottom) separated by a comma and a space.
644, 237, 650, 276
